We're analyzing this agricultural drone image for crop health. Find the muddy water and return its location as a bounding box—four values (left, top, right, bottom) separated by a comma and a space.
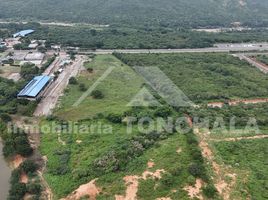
0, 142, 11, 200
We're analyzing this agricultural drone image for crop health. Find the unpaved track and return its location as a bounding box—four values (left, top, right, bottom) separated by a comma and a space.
208, 98, 268, 108
235, 54, 268, 73
212, 134, 268, 142
34, 56, 84, 116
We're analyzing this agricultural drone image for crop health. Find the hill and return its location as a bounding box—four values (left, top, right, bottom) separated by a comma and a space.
0, 0, 268, 28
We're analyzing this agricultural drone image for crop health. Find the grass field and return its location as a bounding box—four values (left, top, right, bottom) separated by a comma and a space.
41, 53, 268, 199
213, 138, 268, 199
41, 54, 215, 199
115, 53, 268, 103
0, 65, 20, 79
55, 55, 144, 121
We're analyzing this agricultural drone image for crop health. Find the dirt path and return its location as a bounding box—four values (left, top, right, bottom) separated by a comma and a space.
208, 98, 268, 108
235, 54, 268, 73
184, 179, 204, 200
34, 55, 85, 116
194, 128, 237, 200
211, 134, 268, 142
38, 171, 53, 200
115, 161, 165, 200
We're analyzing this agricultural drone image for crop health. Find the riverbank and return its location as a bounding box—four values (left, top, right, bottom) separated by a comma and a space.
0, 141, 12, 200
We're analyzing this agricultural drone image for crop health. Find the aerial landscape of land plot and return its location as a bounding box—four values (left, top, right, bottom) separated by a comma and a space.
0, 1, 268, 200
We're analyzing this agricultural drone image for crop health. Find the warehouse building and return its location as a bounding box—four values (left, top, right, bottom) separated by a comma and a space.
17, 75, 51, 100
13, 29, 35, 38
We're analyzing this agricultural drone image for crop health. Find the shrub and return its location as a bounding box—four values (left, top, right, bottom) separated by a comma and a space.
79, 83, 87, 91
203, 184, 218, 198
20, 160, 38, 174
87, 68, 94, 73
0, 113, 12, 122
188, 162, 205, 178
8, 183, 27, 200
91, 90, 104, 99
69, 77, 78, 84
106, 113, 122, 123
27, 183, 42, 195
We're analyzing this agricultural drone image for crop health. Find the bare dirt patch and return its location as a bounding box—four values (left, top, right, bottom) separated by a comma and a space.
194, 128, 237, 200
20, 172, 29, 184
61, 179, 101, 200
208, 98, 268, 108
12, 154, 25, 168
176, 148, 182, 154
115, 161, 166, 200
212, 134, 268, 142
184, 178, 204, 200
147, 160, 155, 168
115, 176, 139, 200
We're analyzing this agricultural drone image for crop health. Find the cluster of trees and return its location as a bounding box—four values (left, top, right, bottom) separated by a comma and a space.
1, 124, 33, 158
0, 0, 268, 28
115, 53, 268, 103
2, 22, 268, 50
20, 63, 39, 81
49, 149, 71, 175
189, 103, 268, 128
40, 56, 56, 72
8, 160, 41, 200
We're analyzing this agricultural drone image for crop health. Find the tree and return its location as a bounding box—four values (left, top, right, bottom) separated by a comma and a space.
79, 83, 87, 91
0, 113, 12, 122
69, 77, 78, 84
91, 90, 104, 99
14, 136, 33, 156
20, 160, 38, 174
203, 184, 218, 198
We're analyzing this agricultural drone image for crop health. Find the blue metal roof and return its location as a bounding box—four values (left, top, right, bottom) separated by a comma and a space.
18, 75, 51, 98
13, 29, 35, 38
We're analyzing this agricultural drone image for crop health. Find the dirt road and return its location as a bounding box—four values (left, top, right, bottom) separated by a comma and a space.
234, 54, 268, 73
208, 98, 268, 108
34, 55, 84, 116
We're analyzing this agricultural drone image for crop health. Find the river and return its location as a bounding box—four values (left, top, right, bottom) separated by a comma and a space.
0, 142, 11, 200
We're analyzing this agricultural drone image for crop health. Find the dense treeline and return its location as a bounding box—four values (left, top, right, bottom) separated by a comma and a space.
9, 160, 41, 200
2, 23, 268, 49
114, 53, 268, 102
188, 103, 268, 129
0, 0, 268, 28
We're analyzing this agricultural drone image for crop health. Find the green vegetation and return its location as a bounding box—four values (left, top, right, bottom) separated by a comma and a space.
2, 22, 268, 49
40, 54, 214, 199
253, 54, 268, 65
0, 0, 268, 28
55, 55, 144, 120
8, 160, 41, 200
214, 139, 268, 199
115, 53, 268, 102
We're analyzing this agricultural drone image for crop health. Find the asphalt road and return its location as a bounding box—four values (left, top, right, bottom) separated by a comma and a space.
7, 43, 268, 55
78, 43, 268, 54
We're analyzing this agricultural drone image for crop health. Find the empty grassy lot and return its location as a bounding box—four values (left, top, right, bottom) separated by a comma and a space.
55, 55, 144, 121
214, 138, 268, 199
41, 54, 215, 199
115, 53, 268, 103
0, 65, 20, 79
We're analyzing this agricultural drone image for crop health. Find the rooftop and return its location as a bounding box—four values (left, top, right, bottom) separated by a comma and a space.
13, 29, 35, 38
18, 75, 51, 98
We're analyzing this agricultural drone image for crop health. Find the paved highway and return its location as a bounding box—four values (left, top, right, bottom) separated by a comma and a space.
6, 43, 268, 55
78, 43, 268, 54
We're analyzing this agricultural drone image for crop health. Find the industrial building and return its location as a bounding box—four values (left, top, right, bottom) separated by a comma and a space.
13, 29, 35, 38
17, 75, 51, 99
